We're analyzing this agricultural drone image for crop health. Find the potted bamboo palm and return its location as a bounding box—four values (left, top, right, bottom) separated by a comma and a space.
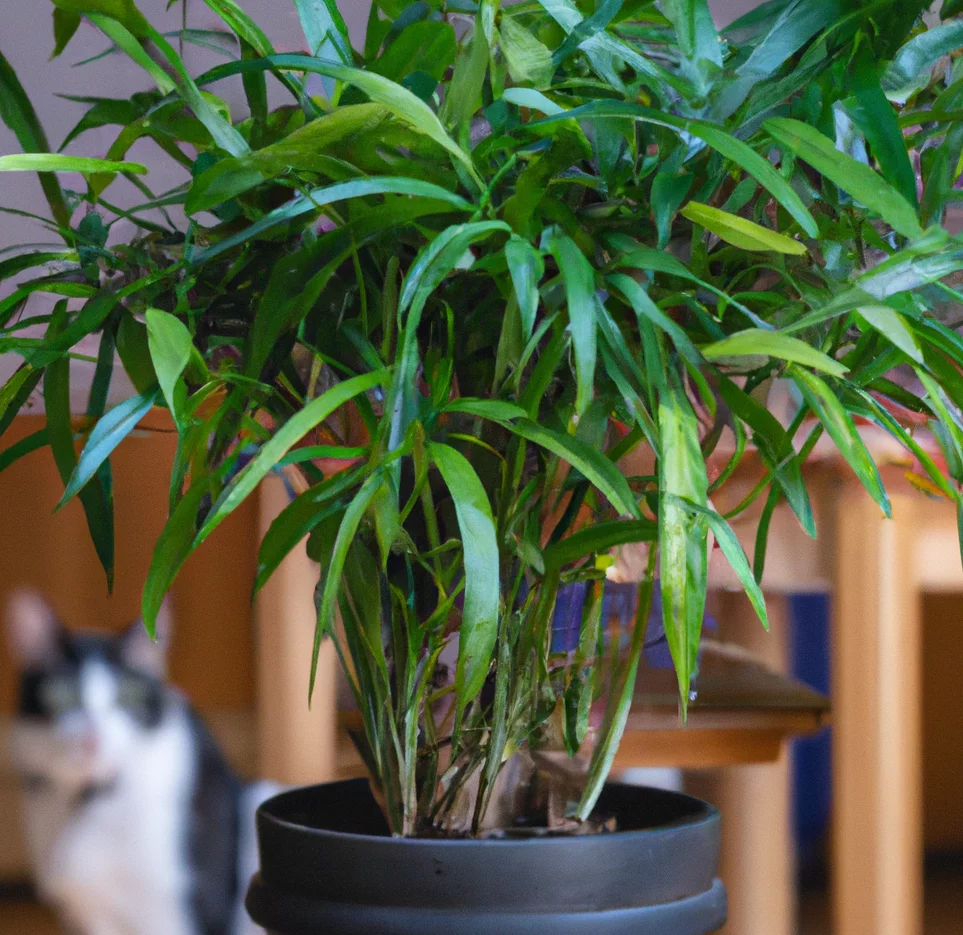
4, 1, 963, 932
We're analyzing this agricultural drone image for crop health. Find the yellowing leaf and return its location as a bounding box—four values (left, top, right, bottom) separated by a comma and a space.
681, 201, 807, 254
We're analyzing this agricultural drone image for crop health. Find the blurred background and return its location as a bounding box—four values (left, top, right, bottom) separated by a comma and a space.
1, 2, 962, 934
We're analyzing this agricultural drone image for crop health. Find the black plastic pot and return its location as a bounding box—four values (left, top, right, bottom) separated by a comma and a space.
246, 778, 726, 935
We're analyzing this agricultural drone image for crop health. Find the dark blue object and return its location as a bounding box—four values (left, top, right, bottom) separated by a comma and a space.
550, 581, 715, 669
789, 594, 832, 868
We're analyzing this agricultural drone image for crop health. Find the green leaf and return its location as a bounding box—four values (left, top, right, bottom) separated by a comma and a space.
681, 201, 807, 254
659, 383, 709, 716
0, 153, 147, 174
499, 16, 555, 89
533, 101, 818, 237
52, 8, 82, 58
273, 56, 477, 181
675, 497, 768, 631
716, 376, 815, 537
856, 305, 923, 364
197, 370, 388, 547
883, 21, 963, 101
851, 50, 918, 210
508, 419, 641, 518
764, 117, 923, 239
202, 0, 274, 56
58, 389, 159, 507
294, 0, 353, 63
391, 221, 511, 445
539, 0, 691, 98
916, 367, 963, 485
311, 474, 383, 699
542, 519, 657, 569
501, 87, 566, 116
145, 309, 192, 421
0, 49, 71, 230
193, 176, 472, 262
443, 398, 527, 421
43, 312, 114, 588
0, 428, 49, 475
548, 233, 596, 417
607, 273, 701, 364
661, 0, 721, 94
51, 0, 149, 36
650, 165, 693, 250
0, 365, 43, 440
143, 479, 209, 638
372, 21, 456, 84
611, 241, 768, 329
255, 468, 362, 594
85, 14, 175, 94
116, 313, 156, 395
430, 443, 499, 709
439, 17, 489, 129
791, 367, 891, 517
142, 25, 250, 158
728, 0, 841, 110
504, 237, 543, 340
0, 250, 75, 281
703, 329, 849, 376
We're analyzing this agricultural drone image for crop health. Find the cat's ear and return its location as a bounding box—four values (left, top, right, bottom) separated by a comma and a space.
121, 598, 172, 678
3, 590, 63, 667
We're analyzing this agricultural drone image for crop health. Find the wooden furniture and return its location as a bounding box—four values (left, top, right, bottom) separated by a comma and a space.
615, 638, 829, 770
716, 460, 959, 935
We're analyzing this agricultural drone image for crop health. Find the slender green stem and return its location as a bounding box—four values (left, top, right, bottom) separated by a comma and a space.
577, 543, 657, 821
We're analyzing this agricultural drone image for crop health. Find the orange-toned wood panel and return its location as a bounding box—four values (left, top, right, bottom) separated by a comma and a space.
0, 415, 257, 713
922, 593, 963, 852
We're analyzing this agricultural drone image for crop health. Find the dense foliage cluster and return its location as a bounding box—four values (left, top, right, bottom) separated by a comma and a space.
3, 0, 963, 835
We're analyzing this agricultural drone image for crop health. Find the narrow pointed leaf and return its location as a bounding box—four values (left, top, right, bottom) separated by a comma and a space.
294, 0, 353, 63
311, 474, 383, 699
143, 479, 208, 638
508, 419, 641, 518
197, 370, 388, 546
681, 201, 807, 254
430, 443, 499, 708
703, 329, 848, 376
791, 367, 890, 516
765, 117, 923, 239
533, 101, 818, 237
659, 384, 709, 716
0, 49, 71, 230
549, 234, 596, 416
857, 305, 923, 364
0, 427, 49, 475
851, 52, 918, 209
504, 237, 543, 339
0, 153, 147, 174
193, 177, 472, 262
58, 388, 159, 507
674, 496, 768, 631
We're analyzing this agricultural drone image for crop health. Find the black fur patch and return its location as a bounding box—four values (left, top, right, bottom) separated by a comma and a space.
187, 709, 242, 935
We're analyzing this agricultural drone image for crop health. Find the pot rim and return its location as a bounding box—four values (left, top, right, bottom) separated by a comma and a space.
257, 779, 720, 847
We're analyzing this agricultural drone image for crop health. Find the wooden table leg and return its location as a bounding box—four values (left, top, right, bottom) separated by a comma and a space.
255, 475, 339, 785
688, 593, 796, 935
834, 491, 923, 935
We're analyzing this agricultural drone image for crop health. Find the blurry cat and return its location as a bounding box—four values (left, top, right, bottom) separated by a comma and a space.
4, 591, 268, 935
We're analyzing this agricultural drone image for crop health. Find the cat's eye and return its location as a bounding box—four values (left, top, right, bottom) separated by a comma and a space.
39, 677, 81, 713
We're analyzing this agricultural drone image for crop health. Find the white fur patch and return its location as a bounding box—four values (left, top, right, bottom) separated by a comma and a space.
16, 692, 195, 935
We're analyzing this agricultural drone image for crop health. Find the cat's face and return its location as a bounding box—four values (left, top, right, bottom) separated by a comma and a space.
5, 592, 173, 789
